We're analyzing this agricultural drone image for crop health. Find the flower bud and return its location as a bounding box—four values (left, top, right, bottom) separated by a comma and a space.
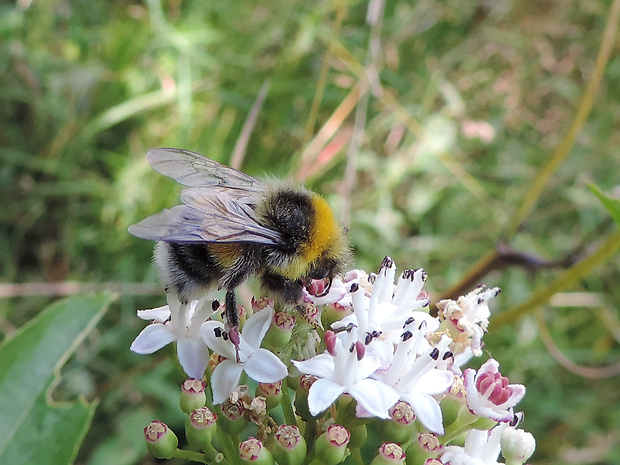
294, 374, 319, 421
217, 397, 248, 435
370, 443, 405, 465
315, 424, 350, 465
383, 401, 418, 444
263, 312, 295, 350
180, 378, 207, 414
144, 420, 178, 459
256, 381, 283, 410
500, 427, 536, 464
271, 425, 307, 465
240, 437, 275, 465
185, 406, 217, 451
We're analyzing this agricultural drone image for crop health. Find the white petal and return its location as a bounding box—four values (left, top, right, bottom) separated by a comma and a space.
413, 369, 454, 395
241, 307, 273, 348
130, 324, 175, 354
244, 348, 288, 383
348, 378, 399, 419
403, 392, 445, 435
211, 360, 244, 404
307, 378, 345, 416
200, 321, 236, 359
293, 354, 335, 379
356, 354, 382, 380
137, 306, 170, 322
177, 337, 210, 380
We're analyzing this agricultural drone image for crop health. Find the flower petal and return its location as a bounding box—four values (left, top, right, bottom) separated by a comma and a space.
130, 324, 175, 354
293, 354, 335, 379
137, 306, 171, 322
201, 320, 236, 360
307, 378, 346, 416
244, 348, 287, 383
211, 360, 244, 404
241, 307, 273, 348
403, 392, 445, 435
348, 378, 399, 419
177, 337, 210, 380
414, 369, 454, 395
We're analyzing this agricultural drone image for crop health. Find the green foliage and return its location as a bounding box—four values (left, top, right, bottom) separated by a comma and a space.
0, 294, 113, 465
2, 0, 620, 464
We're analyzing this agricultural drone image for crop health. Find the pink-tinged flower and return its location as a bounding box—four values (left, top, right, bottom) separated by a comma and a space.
463, 359, 525, 422
293, 329, 400, 419
131, 295, 214, 380
200, 307, 287, 404
440, 423, 508, 465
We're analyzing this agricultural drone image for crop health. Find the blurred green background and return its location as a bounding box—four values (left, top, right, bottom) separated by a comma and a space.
2, 0, 620, 463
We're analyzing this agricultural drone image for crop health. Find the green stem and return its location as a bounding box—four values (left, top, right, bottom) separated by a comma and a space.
493, 230, 620, 328
351, 448, 364, 465
172, 448, 211, 464
281, 378, 299, 427
217, 428, 241, 465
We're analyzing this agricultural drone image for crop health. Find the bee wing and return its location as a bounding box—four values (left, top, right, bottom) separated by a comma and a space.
129, 189, 282, 245
146, 148, 263, 189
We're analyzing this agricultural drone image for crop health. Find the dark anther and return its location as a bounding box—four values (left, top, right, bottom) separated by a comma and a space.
403, 316, 415, 328
430, 348, 439, 360
401, 331, 413, 342
350, 282, 359, 293
443, 351, 453, 360
214, 327, 222, 338
212, 299, 220, 311
365, 333, 373, 345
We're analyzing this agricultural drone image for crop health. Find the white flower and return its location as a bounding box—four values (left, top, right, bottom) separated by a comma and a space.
332, 257, 432, 368
130, 294, 213, 380
441, 423, 508, 465
201, 307, 288, 404
464, 359, 526, 422
374, 329, 454, 434
436, 285, 500, 358
293, 329, 400, 419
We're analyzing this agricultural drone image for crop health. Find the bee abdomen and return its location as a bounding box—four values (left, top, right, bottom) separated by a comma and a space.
155, 242, 223, 301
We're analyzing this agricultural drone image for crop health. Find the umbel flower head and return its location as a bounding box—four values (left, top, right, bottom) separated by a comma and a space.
132, 256, 534, 465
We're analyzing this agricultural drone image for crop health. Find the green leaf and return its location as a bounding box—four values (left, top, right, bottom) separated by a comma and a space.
0, 390, 98, 465
0, 293, 114, 465
589, 183, 620, 226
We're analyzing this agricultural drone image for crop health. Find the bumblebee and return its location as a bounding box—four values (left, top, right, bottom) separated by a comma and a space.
129, 148, 351, 339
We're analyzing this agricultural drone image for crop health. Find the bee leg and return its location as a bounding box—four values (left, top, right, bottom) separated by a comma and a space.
260, 272, 304, 303
225, 289, 241, 362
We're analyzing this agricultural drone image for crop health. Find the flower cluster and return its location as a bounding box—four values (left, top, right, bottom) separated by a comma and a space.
133, 257, 535, 465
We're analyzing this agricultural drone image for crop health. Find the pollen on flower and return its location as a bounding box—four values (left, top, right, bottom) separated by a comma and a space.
189, 406, 217, 428
389, 401, 416, 425
182, 378, 206, 394
275, 425, 303, 449
239, 438, 260, 460
144, 420, 168, 441
418, 433, 443, 453
325, 424, 350, 446
379, 442, 405, 460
